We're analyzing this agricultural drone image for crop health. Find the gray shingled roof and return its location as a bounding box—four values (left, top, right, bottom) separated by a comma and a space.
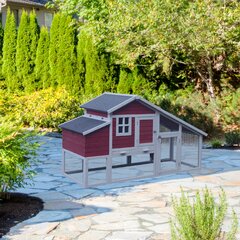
7, 0, 48, 7
81, 93, 134, 113
59, 116, 109, 135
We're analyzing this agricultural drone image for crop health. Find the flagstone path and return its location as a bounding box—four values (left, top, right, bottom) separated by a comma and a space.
3, 136, 240, 240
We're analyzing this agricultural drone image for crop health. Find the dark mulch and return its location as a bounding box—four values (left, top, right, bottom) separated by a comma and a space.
0, 192, 43, 238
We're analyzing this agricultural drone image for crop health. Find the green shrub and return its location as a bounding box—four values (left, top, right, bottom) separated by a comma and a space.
210, 139, 222, 148
225, 131, 240, 146
0, 122, 38, 199
0, 87, 83, 129
171, 188, 238, 240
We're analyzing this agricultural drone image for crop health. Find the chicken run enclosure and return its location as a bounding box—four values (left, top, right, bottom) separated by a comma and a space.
60, 93, 207, 187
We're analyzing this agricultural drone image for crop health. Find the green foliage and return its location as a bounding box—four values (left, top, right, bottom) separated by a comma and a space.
0, 88, 83, 129
225, 131, 240, 146
117, 68, 133, 94
29, 11, 40, 88
0, 22, 4, 80
84, 33, 108, 96
2, 9, 17, 91
0, 122, 38, 199
171, 188, 238, 240
16, 10, 39, 92
77, 31, 87, 93
49, 13, 61, 87
210, 139, 222, 148
151, 87, 220, 137
35, 27, 50, 89
57, 14, 77, 92
218, 88, 240, 132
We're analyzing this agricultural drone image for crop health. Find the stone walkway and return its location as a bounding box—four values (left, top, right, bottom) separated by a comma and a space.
3, 136, 240, 240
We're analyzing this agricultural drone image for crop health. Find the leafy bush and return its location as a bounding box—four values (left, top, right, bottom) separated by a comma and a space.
225, 131, 240, 146
171, 188, 238, 240
0, 122, 38, 199
0, 87, 83, 130
210, 139, 222, 148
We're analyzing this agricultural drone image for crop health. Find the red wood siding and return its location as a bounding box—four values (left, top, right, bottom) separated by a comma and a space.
86, 109, 108, 118
62, 129, 85, 156
85, 126, 109, 157
139, 119, 153, 144
112, 118, 135, 148
113, 100, 155, 115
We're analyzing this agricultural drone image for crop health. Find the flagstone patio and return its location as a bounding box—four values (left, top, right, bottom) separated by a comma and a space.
3, 136, 240, 240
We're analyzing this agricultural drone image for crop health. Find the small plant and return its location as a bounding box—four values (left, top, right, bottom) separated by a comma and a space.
225, 131, 240, 146
210, 138, 222, 148
0, 122, 38, 199
171, 188, 238, 240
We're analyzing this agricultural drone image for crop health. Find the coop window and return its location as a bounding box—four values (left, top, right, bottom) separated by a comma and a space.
116, 117, 131, 136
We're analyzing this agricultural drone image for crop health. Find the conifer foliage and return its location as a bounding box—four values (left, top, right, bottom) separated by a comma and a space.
35, 27, 50, 89
16, 11, 30, 90
57, 14, 77, 91
0, 22, 4, 79
2, 9, 17, 91
16, 10, 39, 92
49, 13, 61, 87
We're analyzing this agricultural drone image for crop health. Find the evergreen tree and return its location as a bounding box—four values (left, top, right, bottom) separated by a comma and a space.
117, 68, 133, 93
16, 10, 31, 91
35, 27, 50, 89
57, 14, 77, 92
0, 22, 4, 80
2, 9, 17, 91
49, 13, 61, 87
76, 30, 87, 94
84, 34, 107, 96
29, 11, 39, 78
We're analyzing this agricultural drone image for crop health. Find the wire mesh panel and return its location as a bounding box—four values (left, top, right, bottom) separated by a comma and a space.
64, 151, 84, 185
159, 137, 178, 172
112, 153, 154, 182
181, 127, 199, 170
87, 158, 107, 186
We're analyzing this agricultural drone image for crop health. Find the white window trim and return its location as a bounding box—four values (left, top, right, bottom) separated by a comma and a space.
116, 116, 132, 136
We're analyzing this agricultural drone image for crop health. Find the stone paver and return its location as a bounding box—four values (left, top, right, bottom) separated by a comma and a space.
3, 136, 240, 240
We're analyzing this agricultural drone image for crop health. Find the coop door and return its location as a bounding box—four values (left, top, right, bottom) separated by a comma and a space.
136, 117, 154, 145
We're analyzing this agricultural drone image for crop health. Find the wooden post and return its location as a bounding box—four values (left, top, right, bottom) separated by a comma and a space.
198, 135, 203, 168
62, 150, 66, 173
83, 158, 88, 187
106, 156, 112, 184
169, 138, 174, 161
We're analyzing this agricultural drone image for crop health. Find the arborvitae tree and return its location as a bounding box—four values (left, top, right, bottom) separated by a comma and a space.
35, 27, 50, 89
29, 11, 39, 80
2, 9, 18, 91
0, 22, 4, 80
49, 13, 61, 87
76, 31, 87, 94
117, 68, 133, 93
84, 34, 107, 96
57, 14, 78, 92
16, 10, 32, 91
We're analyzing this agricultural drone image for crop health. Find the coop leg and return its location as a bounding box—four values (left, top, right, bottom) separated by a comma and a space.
83, 158, 88, 188
127, 155, 132, 165
150, 153, 154, 162
170, 138, 174, 161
